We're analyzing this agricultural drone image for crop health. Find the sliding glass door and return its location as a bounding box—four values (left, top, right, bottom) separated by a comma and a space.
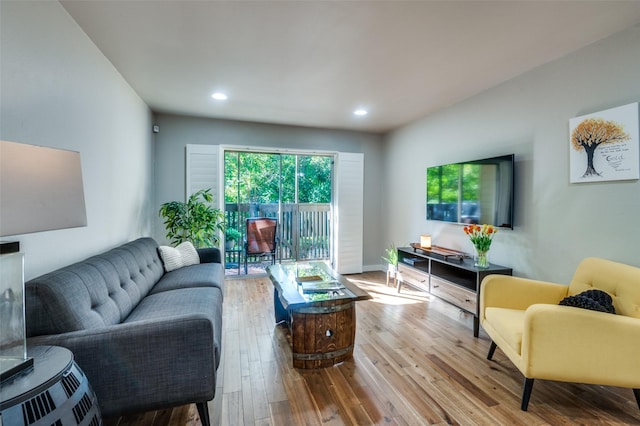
224, 151, 332, 274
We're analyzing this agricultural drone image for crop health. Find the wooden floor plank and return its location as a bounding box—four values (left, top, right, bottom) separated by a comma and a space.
268, 400, 294, 425
104, 271, 640, 425
321, 366, 373, 424
240, 374, 254, 425
209, 386, 223, 426
281, 375, 323, 426
248, 361, 270, 422
222, 329, 242, 394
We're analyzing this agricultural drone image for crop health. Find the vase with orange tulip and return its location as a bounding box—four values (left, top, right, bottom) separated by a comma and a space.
463, 224, 497, 268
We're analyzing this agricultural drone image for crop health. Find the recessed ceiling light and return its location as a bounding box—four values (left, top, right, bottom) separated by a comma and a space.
211, 92, 228, 101
353, 109, 368, 116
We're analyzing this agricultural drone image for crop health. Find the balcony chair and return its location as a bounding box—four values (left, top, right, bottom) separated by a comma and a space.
244, 217, 278, 274
480, 257, 640, 411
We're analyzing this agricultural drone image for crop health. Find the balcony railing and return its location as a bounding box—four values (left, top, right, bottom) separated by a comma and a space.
224, 203, 331, 272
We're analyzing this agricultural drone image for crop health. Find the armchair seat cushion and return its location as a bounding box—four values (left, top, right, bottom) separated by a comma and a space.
484, 307, 524, 355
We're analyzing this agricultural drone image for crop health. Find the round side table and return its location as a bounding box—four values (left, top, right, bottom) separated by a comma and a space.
0, 346, 101, 426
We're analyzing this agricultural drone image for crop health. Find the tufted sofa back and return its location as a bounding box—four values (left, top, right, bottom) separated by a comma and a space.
26, 238, 165, 336
569, 257, 640, 319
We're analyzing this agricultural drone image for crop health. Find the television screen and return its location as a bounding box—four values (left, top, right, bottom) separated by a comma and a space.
426, 154, 514, 228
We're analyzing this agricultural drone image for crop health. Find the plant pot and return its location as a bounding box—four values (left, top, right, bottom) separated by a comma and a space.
387, 264, 397, 276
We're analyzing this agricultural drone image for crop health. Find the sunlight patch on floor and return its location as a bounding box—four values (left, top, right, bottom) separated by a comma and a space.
347, 278, 430, 305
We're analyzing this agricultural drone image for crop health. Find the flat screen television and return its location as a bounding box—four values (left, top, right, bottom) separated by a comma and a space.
426, 154, 514, 228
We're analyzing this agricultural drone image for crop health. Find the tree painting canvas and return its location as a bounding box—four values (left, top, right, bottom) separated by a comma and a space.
569, 102, 639, 183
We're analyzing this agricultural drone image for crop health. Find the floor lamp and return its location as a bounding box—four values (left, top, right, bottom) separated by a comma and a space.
0, 140, 87, 382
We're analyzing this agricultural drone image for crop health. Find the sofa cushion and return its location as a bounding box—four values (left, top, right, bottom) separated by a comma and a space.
124, 286, 223, 368
89, 238, 164, 302
484, 307, 525, 355
158, 241, 200, 272
26, 263, 123, 334
150, 262, 224, 295
26, 237, 165, 335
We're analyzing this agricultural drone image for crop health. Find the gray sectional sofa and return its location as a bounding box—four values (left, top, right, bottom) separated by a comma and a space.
24, 237, 223, 425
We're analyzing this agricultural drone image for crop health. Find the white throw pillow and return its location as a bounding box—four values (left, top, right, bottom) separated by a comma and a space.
158, 241, 201, 272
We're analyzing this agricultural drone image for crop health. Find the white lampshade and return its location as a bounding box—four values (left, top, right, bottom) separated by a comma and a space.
0, 140, 87, 236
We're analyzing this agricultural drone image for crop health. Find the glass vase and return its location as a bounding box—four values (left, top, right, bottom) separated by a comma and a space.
474, 249, 489, 269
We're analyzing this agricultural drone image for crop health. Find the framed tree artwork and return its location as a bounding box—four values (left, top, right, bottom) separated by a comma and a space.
569, 102, 639, 183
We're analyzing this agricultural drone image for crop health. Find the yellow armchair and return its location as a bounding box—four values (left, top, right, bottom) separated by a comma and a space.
480, 257, 640, 411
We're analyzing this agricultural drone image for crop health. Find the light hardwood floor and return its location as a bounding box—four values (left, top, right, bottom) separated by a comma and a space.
105, 272, 640, 425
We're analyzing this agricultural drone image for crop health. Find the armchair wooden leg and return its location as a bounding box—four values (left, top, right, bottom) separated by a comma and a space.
487, 341, 497, 360
196, 402, 210, 426
521, 378, 534, 411
633, 388, 640, 410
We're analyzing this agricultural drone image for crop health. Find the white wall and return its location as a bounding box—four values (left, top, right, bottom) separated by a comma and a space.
0, 1, 154, 280
153, 113, 384, 269
383, 24, 640, 283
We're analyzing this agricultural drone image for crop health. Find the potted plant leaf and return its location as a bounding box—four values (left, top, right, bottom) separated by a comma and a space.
225, 227, 242, 250
159, 188, 226, 248
382, 244, 399, 287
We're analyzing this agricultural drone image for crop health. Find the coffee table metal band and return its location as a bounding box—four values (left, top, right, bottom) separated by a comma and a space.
292, 302, 353, 314
292, 346, 352, 361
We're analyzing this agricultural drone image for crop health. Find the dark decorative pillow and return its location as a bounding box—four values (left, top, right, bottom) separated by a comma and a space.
559, 289, 616, 314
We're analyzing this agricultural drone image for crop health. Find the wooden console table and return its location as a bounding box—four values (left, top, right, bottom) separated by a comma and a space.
397, 246, 512, 337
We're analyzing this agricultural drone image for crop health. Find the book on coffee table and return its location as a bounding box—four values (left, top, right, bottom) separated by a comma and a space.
296, 275, 323, 283
298, 279, 345, 293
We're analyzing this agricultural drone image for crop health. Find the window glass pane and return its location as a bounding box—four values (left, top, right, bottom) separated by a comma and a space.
298, 155, 332, 203
238, 152, 280, 203
224, 151, 239, 203
281, 154, 295, 203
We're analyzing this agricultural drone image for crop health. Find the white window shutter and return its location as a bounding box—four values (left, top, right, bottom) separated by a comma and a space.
186, 144, 221, 208
333, 152, 364, 274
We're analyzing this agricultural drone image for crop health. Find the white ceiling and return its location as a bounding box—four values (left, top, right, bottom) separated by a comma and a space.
60, 1, 640, 133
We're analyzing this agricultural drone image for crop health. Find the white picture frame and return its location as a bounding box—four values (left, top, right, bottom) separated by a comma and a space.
569, 102, 639, 183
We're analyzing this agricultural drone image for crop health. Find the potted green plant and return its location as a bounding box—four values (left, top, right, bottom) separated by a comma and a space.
159, 188, 225, 248
225, 227, 242, 250
382, 244, 399, 286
